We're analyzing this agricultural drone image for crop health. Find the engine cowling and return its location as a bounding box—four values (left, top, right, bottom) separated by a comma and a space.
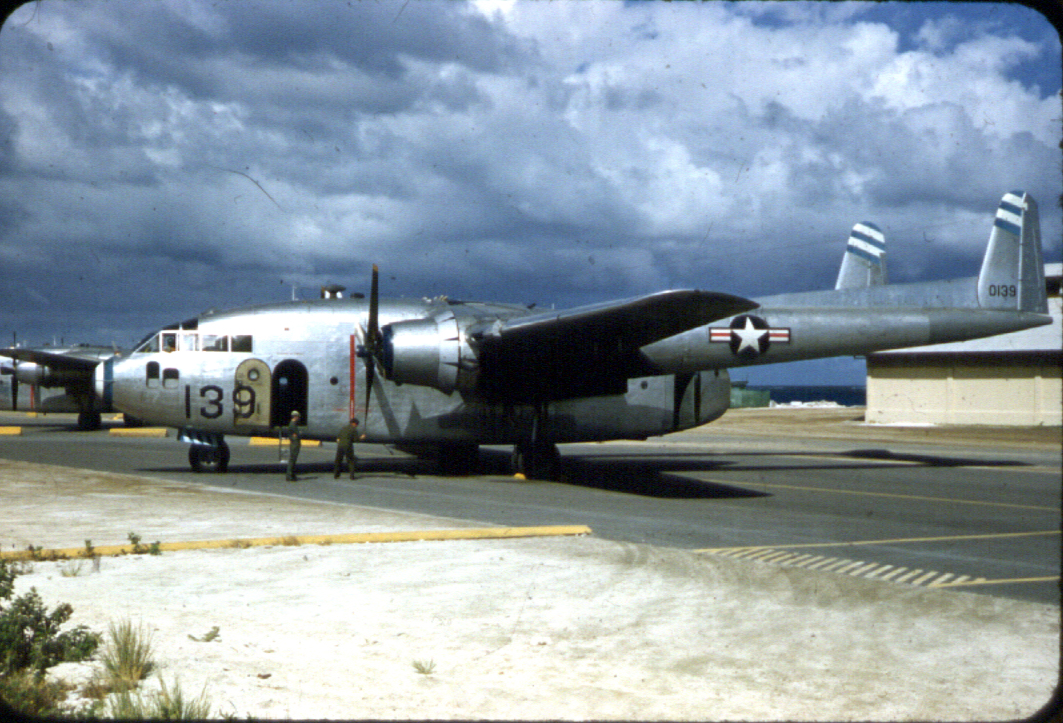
381, 311, 479, 395
14, 361, 81, 388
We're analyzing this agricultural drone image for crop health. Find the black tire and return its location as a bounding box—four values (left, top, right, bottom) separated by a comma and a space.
512, 442, 559, 480
77, 411, 101, 431
188, 442, 230, 473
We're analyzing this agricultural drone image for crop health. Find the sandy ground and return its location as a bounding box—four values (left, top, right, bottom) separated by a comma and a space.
0, 426, 1059, 720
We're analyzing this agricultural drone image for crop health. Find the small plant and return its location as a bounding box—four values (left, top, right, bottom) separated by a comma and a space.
412, 659, 436, 675
148, 541, 162, 556
100, 619, 155, 691
82, 540, 96, 559
127, 532, 144, 554
106, 676, 212, 720
59, 561, 85, 578
187, 626, 220, 643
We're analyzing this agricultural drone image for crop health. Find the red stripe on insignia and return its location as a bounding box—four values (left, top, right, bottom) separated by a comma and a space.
769, 329, 790, 342
710, 329, 731, 342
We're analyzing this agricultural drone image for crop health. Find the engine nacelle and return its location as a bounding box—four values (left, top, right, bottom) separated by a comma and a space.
675, 368, 731, 429
381, 311, 479, 395
13, 361, 81, 388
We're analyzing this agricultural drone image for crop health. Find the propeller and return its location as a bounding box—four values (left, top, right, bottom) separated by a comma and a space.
6, 333, 18, 411
362, 265, 382, 419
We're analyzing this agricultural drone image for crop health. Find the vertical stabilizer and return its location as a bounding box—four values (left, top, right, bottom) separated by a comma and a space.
977, 191, 1047, 313
835, 222, 887, 289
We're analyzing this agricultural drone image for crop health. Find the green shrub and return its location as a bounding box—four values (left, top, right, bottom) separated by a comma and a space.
0, 670, 73, 717
0, 560, 100, 675
0, 559, 100, 717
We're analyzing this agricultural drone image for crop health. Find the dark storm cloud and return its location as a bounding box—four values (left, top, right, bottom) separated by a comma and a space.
0, 0, 1058, 376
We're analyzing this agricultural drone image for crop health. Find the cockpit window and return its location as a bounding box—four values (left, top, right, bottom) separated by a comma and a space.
135, 335, 160, 353
133, 331, 252, 354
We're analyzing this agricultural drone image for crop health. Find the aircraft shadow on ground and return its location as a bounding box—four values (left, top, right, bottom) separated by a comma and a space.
477, 449, 769, 500
139, 444, 1027, 500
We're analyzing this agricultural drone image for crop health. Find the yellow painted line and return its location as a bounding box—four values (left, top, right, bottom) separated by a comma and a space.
0, 525, 592, 561
704, 477, 1061, 513
695, 529, 1060, 554
109, 427, 169, 438
930, 575, 1060, 588
249, 437, 321, 447
0, 427, 22, 435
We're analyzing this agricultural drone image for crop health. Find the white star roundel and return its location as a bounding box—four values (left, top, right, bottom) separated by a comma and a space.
708, 315, 790, 358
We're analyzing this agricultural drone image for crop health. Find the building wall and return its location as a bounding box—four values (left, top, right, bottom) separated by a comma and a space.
866, 353, 1062, 426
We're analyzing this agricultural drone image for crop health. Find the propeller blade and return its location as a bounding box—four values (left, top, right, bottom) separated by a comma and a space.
363, 265, 381, 420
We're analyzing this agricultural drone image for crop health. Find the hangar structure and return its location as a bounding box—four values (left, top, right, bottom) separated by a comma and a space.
865, 263, 1062, 426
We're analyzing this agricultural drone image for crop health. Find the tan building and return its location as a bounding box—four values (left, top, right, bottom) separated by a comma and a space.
865, 264, 1062, 426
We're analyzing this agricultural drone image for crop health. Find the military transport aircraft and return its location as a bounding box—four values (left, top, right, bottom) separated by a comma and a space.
60, 190, 1054, 478
0, 343, 123, 429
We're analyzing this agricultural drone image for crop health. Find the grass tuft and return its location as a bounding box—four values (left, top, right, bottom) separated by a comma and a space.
100, 619, 155, 691
412, 659, 436, 675
106, 676, 212, 720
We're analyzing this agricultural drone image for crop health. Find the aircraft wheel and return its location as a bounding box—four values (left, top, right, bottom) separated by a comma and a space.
188, 442, 230, 473
77, 411, 101, 431
512, 442, 559, 480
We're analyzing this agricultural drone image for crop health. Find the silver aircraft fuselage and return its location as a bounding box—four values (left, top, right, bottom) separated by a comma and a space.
101, 297, 732, 446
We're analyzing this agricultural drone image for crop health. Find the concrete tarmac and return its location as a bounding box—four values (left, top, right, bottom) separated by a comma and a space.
0, 409, 1059, 720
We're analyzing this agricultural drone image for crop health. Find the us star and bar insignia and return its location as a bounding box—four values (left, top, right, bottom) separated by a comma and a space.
709, 315, 791, 357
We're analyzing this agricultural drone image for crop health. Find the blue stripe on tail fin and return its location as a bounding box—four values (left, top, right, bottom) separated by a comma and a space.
977, 191, 1047, 313
835, 222, 887, 290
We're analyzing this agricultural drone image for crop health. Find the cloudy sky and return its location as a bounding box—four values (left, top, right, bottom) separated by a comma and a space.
1, 0, 1059, 384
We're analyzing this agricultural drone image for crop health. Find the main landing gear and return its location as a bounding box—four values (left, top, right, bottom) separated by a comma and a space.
188, 441, 230, 473
180, 429, 230, 473
511, 441, 560, 481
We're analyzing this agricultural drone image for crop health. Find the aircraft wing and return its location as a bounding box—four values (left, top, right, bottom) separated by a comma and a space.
0, 347, 107, 372
495, 289, 758, 348
472, 290, 758, 402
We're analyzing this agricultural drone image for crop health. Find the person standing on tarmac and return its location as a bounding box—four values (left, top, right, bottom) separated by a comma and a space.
334, 417, 365, 480
285, 410, 302, 481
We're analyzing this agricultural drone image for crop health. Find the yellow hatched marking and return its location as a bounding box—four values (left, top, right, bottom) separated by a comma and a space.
694, 529, 1060, 554
697, 547, 1025, 590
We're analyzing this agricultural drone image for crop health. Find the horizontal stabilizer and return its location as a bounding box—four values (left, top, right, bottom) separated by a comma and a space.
977, 191, 1047, 313
835, 222, 887, 290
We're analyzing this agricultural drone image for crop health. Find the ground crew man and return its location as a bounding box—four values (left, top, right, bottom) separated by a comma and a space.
334, 417, 364, 479
285, 410, 302, 481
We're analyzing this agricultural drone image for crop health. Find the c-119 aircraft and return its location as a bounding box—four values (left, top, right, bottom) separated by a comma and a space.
91, 191, 1049, 478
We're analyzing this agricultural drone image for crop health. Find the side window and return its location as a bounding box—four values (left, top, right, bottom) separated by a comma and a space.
162, 368, 179, 389
231, 335, 253, 353
146, 361, 160, 388
202, 335, 228, 352
161, 333, 177, 353
180, 333, 199, 352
